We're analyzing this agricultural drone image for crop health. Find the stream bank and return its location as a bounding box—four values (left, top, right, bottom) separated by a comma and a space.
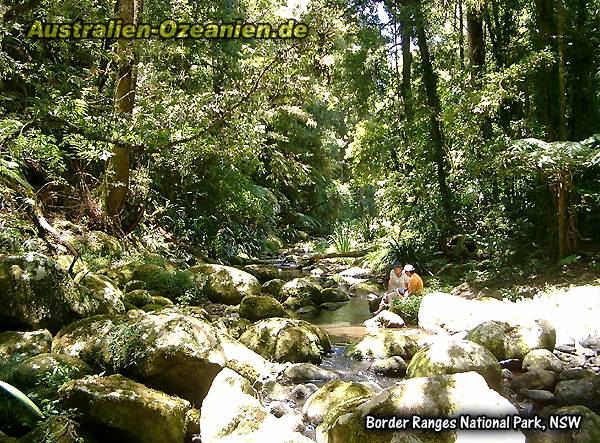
2, 241, 600, 442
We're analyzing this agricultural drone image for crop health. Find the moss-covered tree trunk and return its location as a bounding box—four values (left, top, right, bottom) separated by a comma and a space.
104, 0, 142, 219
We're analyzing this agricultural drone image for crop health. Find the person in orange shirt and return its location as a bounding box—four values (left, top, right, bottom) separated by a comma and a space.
403, 264, 423, 296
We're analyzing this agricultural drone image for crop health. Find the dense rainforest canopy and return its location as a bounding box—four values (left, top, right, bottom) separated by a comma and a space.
1, 0, 600, 269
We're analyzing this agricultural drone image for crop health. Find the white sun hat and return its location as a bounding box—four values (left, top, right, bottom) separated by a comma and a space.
403, 264, 415, 272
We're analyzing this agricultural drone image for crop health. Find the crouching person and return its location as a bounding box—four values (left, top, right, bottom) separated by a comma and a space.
373, 261, 409, 316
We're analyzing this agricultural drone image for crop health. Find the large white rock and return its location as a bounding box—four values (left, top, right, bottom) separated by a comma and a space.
419, 287, 600, 347
201, 368, 311, 443
323, 372, 524, 443
364, 311, 405, 329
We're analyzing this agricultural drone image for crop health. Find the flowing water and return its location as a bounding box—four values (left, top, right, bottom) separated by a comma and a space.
309, 297, 430, 388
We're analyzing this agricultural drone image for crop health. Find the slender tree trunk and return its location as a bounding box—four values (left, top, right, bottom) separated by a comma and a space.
414, 1, 453, 238
400, 14, 414, 123
104, 0, 142, 218
393, 19, 403, 114
486, 0, 503, 68
555, 0, 568, 140
458, 0, 465, 69
556, 175, 566, 258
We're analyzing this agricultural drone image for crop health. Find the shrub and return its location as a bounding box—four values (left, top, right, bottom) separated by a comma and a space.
390, 294, 423, 325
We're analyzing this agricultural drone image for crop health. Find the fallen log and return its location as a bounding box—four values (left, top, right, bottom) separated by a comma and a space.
303, 248, 373, 265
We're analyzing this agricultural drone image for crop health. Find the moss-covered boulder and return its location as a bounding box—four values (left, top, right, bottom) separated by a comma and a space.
407, 339, 502, 390
219, 334, 278, 383
151, 295, 174, 306
282, 295, 316, 311
0, 253, 96, 333
52, 311, 226, 406
75, 272, 125, 315
323, 372, 523, 443
239, 295, 286, 322
60, 374, 191, 443
51, 315, 123, 364
124, 289, 154, 308
100, 261, 140, 288
191, 264, 260, 305
55, 254, 88, 275
281, 278, 323, 305
371, 356, 407, 377
302, 380, 375, 425
464, 320, 512, 359
344, 331, 419, 360
82, 230, 122, 256
219, 317, 252, 340
261, 279, 286, 300
319, 288, 350, 304
511, 369, 558, 392
239, 318, 331, 364
0, 330, 52, 366
10, 353, 93, 392
281, 363, 337, 383
122, 279, 146, 293
465, 320, 556, 361
523, 349, 564, 373
129, 264, 197, 301
527, 405, 600, 443
555, 375, 600, 412
347, 281, 384, 297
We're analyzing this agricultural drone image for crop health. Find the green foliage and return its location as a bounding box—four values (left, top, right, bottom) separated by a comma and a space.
330, 222, 353, 253
559, 254, 581, 267
103, 323, 148, 372
140, 268, 200, 302
390, 295, 423, 326
0, 0, 599, 269
366, 233, 426, 274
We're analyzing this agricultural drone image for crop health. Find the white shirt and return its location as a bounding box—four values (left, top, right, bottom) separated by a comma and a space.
389, 269, 409, 291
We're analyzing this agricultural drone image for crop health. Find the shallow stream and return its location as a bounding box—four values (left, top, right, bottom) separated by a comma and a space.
309, 296, 435, 388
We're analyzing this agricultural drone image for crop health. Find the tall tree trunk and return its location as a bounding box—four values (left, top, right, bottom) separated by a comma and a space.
458, 0, 465, 69
414, 1, 453, 239
533, 0, 558, 141
555, 0, 568, 140
485, 0, 503, 68
467, 2, 485, 76
568, 0, 593, 140
104, 0, 142, 218
400, 13, 414, 123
